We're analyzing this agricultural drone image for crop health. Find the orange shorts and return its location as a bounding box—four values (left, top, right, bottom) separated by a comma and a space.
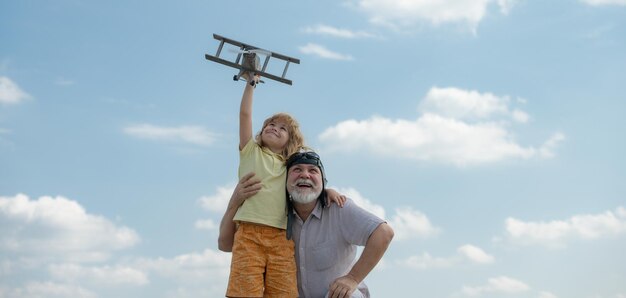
226, 222, 297, 298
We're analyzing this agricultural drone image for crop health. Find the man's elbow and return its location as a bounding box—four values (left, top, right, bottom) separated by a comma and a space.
379, 223, 394, 245
369, 222, 394, 249
217, 236, 233, 252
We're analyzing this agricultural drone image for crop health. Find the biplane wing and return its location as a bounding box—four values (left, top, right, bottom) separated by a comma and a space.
205, 34, 300, 86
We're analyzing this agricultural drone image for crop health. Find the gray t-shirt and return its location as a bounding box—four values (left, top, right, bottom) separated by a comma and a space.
292, 198, 384, 298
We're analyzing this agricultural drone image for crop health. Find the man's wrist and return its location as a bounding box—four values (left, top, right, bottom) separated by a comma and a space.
346, 273, 360, 284
227, 201, 242, 212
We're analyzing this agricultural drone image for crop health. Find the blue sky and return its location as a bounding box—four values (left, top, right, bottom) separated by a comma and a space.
1, 0, 626, 297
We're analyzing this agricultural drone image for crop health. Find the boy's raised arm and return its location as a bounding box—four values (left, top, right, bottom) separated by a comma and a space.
239, 78, 257, 150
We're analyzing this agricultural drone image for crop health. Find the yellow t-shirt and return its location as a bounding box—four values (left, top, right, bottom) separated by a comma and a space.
233, 138, 288, 229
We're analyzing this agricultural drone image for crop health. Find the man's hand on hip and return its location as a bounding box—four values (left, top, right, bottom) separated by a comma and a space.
329, 274, 359, 298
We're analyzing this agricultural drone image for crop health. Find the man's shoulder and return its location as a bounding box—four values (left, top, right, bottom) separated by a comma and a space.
327, 197, 353, 208
325, 197, 365, 214
326, 197, 384, 222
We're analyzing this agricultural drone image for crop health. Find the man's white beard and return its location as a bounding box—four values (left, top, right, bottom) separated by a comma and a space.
289, 179, 321, 204
290, 191, 318, 204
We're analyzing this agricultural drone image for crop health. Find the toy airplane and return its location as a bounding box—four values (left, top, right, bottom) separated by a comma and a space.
205, 34, 300, 86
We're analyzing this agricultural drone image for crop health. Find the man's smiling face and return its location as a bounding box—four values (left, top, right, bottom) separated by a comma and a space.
286, 163, 323, 204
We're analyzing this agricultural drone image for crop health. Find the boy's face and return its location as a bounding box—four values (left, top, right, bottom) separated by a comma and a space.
261, 120, 290, 151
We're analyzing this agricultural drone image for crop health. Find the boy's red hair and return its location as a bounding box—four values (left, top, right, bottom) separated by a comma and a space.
255, 113, 304, 160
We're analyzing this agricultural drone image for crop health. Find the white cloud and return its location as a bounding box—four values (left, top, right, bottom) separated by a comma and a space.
298, 43, 354, 61
195, 219, 217, 230
388, 207, 440, 240
319, 86, 564, 166
350, 0, 514, 32
462, 276, 530, 296
302, 24, 378, 39
400, 244, 493, 270
419, 87, 523, 121
0, 281, 96, 298
320, 114, 539, 166
580, 0, 626, 6
539, 132, 566, 158
504, 206, 626, 247
198, 184, 236, 213
0, 76, 31, 104
420, 87, 507, 119
135, 249, 231, 283
511, 109, 529, 123
48, 263, 148, 286
334, 187, 386, 219
0, 194, 139, 262
497, 0, 519, 14
123, 124, 218, 146
457, 244, 494, 264
400, 252, 455, 269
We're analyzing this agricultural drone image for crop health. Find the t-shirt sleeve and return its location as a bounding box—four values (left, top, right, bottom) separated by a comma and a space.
238, 138, 258, 178
339, 199, 385, 246
240, 137, 256, 155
